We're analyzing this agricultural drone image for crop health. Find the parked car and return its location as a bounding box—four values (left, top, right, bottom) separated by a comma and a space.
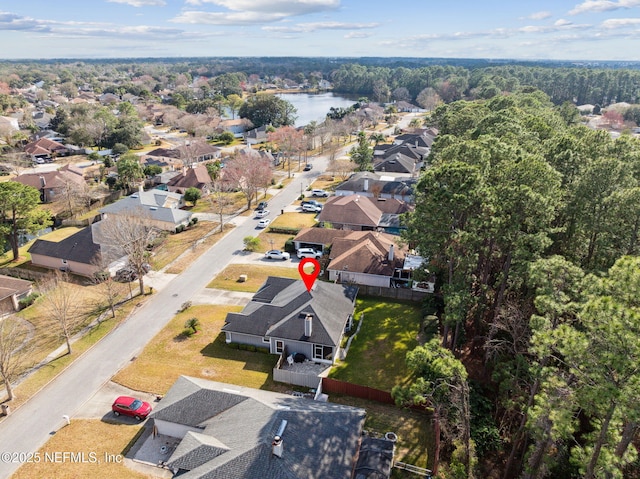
311, 189, 329, 197
257, 218, 271, 228
112, 396, 152, 420
303, 163, 313, 171
255, 209, 270, 218
297, 248, 322, 259
302, 203, 322, 213
256, 201, 268, 211
264, 250, 290, 261
301, 199, 322, 207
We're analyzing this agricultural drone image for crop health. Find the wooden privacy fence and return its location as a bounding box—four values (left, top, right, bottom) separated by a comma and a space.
356, 285, 429, 302
321, 377, 395, 405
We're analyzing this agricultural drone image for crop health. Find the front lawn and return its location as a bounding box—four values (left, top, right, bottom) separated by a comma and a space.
329, 297, 423, 392
269, 212, 318, 230
206, 264, 300, 292
12, 420, 151, 479
112, 304, 280, 395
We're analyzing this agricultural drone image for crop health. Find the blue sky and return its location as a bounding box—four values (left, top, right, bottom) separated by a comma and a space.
2, 0, 640, 60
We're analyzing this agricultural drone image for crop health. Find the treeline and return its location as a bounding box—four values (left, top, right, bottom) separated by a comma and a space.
330, 63, 640, 106
400, 91, 640, 477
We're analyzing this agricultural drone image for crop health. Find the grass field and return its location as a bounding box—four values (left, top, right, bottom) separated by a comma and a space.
12, 420, 153, 479
206, 264, 300, 292
329, 297, 423, 392
112, 304, 282, 395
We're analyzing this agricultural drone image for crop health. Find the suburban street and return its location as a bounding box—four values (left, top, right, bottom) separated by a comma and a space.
0, 114, 418, 478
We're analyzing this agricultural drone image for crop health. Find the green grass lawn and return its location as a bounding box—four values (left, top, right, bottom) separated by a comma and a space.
113, 304, 281, 394
329, 297, 423, 392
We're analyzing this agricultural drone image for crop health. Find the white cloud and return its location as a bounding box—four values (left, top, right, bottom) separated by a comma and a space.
528, 11, 553, 20
345, 32, 372, 39
107, 0, 167, 6
601, 17, 640, 27
569, 0, 640, 15
172, 0, 340, 25
262, 21, 378, 33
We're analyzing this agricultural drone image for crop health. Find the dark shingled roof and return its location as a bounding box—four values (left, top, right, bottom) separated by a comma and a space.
222, 277, 357, 349
27, 227, 100, 265
152, 376, 366, 479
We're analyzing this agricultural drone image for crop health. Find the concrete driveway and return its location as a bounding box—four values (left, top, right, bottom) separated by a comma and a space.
75, 381, 160, 422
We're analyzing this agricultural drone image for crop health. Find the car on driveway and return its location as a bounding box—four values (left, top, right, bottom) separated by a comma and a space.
264, 250, 290, 261
301, 199, 322, 207
257, 218, 271, 228
112, 396, 152, 420
302, 203, 322, 213
255, 209, 270, 218
297, 248, 322, 259
311, 189, 329, 197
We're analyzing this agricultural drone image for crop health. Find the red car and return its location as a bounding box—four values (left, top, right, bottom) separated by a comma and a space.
112, 396, 152, 420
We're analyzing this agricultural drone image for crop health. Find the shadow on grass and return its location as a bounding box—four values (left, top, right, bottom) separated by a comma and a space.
200, 333, 275, 375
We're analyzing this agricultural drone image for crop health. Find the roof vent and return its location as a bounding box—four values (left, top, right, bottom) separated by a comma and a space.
304, 314, 313, 337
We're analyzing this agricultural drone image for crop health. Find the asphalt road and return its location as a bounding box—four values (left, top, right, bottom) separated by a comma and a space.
0, 140, 344, 479
0, 113, 419, 478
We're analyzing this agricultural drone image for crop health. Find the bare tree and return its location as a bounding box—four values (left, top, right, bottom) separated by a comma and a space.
93, 211, 157, 296
177, 138, 210, 169
223, 150, 272, 209
209, 179, 235, 233
0, 314, 33, 401
2, 151, 32, 176
267, 126, 305, 178
328, 158, 355, 181
40, 272, 83, 355
90, 257, 125, 320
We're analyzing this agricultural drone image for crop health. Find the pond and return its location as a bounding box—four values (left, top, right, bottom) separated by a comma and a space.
276, 92, 360, 127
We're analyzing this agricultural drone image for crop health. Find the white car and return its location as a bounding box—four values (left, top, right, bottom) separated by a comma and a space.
264, 250, 290, 261
297, 248, 322, 259
257, 218, 271, 228
255, 209, 270, 218
301, 204, 322, 213
311, 189, 329, 197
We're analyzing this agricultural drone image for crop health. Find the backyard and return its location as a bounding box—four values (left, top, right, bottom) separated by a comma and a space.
329, 297, 424, 392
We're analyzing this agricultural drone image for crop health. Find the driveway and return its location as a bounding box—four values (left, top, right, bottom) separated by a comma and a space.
75, 381, 159, 422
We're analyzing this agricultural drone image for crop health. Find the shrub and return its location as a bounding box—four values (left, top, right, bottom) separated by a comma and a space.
184, 317, 200, 333
179, 301, 192, 312
175, 224, 185, 233
191, 217, 198, 225
284, 237, 295, 253
18, 292, 40, 309
243, 235, 260, 252
256, 346, 270, 354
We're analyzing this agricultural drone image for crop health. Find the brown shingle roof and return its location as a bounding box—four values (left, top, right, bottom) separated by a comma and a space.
292, 227, 350, 245
24, 138, 66, 155
328, 231, 407, 276
317, 195, 381, 228
167, 165, 212, 192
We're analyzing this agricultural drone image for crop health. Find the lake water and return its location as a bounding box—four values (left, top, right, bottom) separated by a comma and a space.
276, 92, 360, 127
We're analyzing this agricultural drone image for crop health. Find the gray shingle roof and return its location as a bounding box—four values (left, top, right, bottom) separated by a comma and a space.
28, 227, 100, 265
222, 277, 357, 348
154, 376, 366, 479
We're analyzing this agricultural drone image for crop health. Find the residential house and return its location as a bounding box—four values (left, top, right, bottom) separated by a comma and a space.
28, 227, 101, 277
23, 137, 68, 161
13, 165, 86, 203
245, 125, 269, 145
95, 187, 191, 233
222, 277, 357, 364
373, 152, 417, 175
146, 375, 383, 479
317, 194, 412, 234
166, 164, 212, 196
393, 130, 436, 148
393, 101, 422, 112
145, 143, 221, 168
219, 118, 247, 138
291, 228, 350, 253
335, 171, 416, 203
0, 275, 32, 313
0, 116, 19, 133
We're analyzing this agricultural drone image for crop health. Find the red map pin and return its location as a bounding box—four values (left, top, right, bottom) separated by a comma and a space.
298, 258, 320, 292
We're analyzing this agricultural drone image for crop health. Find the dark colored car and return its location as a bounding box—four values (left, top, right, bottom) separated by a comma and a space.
303, 163, 313, 171
256, 201, 268, 211
112, 396, 152, 420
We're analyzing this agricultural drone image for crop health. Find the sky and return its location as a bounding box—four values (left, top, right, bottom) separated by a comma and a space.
1, 0, 640, 61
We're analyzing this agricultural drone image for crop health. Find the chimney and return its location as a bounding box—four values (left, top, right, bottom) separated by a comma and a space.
388, 244, 394, 261
39, 175, 46, 188
363, 178, 369, 192
304, 314, 313, 337
272, 436, 283, 458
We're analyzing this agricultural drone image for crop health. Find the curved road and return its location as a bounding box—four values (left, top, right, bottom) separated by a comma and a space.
0, 113, 419, 478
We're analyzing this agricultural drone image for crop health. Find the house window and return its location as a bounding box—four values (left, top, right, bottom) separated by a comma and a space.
262, 337, 270, 344
314, 345, 332, 360
275, 340, 284, 354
